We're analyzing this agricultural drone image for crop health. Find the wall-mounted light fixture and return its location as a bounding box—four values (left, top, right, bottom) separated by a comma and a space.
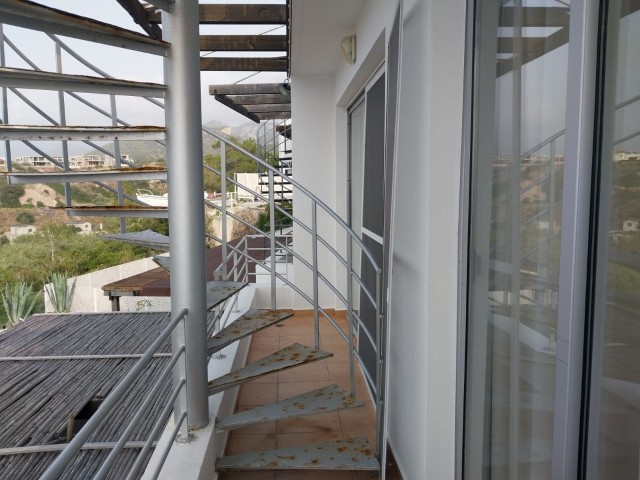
340, 35, 356, 65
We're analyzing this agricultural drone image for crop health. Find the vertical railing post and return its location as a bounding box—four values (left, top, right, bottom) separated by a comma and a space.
162, 1, 209, 432
110, 95, 126, 232
55, 43, 72, 207
346, 234, 356, 396
0, 24, 12, 174
312, 201, 320, 349
374, 269, 383, 458
221, 142, 228, 278
269, 171, 277, 309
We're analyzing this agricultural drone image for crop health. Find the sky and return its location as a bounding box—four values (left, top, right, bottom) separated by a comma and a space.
1, 0, 287, 157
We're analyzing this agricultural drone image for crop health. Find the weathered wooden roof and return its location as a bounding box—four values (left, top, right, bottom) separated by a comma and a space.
0, 311, 218, 479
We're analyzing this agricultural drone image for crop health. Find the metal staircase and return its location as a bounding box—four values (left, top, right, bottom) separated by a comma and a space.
0, 1, 383, 478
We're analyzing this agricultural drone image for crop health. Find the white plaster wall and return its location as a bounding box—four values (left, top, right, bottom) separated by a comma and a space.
386, 0, 466, 478
290, 75, 338, 309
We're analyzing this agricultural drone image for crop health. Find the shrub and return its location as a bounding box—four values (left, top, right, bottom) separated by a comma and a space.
16, 211, 35, 225
0, 184, 25, 207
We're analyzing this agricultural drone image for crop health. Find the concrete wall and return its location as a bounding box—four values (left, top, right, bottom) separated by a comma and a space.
291, 0, 467, 477
45, 256, 171, 313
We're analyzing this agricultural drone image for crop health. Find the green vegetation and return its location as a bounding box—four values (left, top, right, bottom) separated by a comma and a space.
44, 272, 77, 313
16, 211, 35, 225
0, 224, 157, 327
255, 201, 293, 232
1, 282, 40, 326
0, 184, 25, 207
204, 137, 258, 194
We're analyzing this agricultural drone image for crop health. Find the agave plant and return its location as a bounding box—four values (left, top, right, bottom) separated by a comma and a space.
1, 282, 40, 326
45, 272, 77, 313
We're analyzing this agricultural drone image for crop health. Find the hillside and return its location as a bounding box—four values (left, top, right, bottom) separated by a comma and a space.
84, 120, 259, 163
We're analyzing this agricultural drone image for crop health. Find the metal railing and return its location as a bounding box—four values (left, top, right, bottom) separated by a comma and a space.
40, 309, 189, 480
200, 132, 386, 457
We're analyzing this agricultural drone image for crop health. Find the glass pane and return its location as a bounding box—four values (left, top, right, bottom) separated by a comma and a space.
465, 1, 570, 478
587, 2, 640, 478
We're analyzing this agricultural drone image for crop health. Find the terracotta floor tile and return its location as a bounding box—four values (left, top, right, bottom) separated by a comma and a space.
278, 380, 332, 401
225, 433, 276, 455
238, 383, 278, 406
252, 326, 280, 338
277, 318, 315, 336
250, 335, 281, 349
275, 430, 343, 449
279, 334, 315, 349
352, 471, 382, 480
276, 471, 354, 480
276, 411, 341, 434
278, 361, 329, 383
338, 403, 376, 431
329, 373, 373, 399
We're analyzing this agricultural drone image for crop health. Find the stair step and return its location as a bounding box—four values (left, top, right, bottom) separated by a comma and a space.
0, 0, 169, 55
216, 384, 363, 431
0, 67, 166, 97
152, 255, 170, 270
205, 281, 248, 310
215, 437, 379, 471
103, 230, 169, 251
6, 167, 167, 185
209, 343, 332, 396
0, 125, 165, 142
208, 310, 293, 355
64, 206, 168, 218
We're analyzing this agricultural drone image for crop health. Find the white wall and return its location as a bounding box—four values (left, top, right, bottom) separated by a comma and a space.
386, 0, 466, 478
290, 74, 338, 309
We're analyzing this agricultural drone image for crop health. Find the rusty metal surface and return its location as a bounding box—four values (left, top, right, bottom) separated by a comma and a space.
152, 255, 171, 270
0, 66, 166, 97
62, 206, 168, 218
208, 310, 293, 354
208, 343, 332, 395
6, 167, 167, 184
0, 125, 165, 142
0, 0, 169, 55
206, 281, 248, 310
102, 230, 169, 251
215, 436, 379, 471
215, 384, 364, 431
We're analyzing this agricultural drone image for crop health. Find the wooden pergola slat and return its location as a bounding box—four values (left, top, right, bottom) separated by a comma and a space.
245, 103, 291, 113
200, 57, 287, 72
200, 35, 287, 52
214, 94, 261, 123
149, 4, 287, 25
254, 111, 291, 120
210, 83, 283, 95
225, 94, 289, 105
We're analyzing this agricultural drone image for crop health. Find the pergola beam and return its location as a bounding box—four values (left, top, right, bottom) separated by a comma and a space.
214, 94, 261, 123
200, 57, 287, 72
200, 35, 287, 52
210, 83, 283, 95
149, 4, 287, 24
245, 103, 290, 113
225, 94, 289, 105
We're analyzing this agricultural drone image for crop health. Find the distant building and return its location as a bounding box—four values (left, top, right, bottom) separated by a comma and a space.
8, 225, 36, 240
623, 219, 640, 232
67, 221, 94, 234
13, 154, 131, 168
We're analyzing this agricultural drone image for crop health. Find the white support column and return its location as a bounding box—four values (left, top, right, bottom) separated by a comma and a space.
162, 1, 209, 431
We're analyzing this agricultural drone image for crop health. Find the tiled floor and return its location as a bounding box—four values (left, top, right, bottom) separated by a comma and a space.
218, 311, 385, 480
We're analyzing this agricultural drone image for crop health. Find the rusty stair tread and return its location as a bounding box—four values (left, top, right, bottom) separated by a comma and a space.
215, 384, 363, 431
209, 343, 332, 396
207, 309, 292, 354
215, 436, 379, 471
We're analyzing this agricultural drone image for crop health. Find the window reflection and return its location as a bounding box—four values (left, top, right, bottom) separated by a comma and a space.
589, 1, 640, 478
